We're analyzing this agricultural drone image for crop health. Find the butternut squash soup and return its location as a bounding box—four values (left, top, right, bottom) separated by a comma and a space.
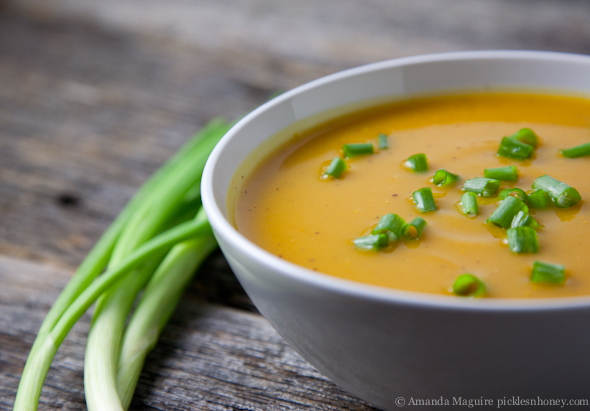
234, 93, 590, 298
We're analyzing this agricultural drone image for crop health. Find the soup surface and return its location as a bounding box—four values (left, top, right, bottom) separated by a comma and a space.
234, 93, 590, 298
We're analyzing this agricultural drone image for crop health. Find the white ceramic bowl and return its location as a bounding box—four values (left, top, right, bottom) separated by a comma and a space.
202, 51, 590, 410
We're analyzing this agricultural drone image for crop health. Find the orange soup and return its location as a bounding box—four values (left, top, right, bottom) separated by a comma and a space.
233, 93, 590, 298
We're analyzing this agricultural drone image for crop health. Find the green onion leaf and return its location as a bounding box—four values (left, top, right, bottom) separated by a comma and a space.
497, 136, 534, 160
512, 128, 539, 148
499, 188, 527, 202
402, 217, 427, 240
453, 274, 486, 297
343, 143, 374, 158
526, 189, 552, 209
487, 196, 529, 229
378, 134, 389, 150
532, 175, 582, 208
432, 169, 459, 187
460, 192, 479, 216
531, 261, 566, 284
507, 227, 539, 254
511, 210, 539, 229
484, 165, 519, 181
404, 153, 428, 172
560, 142, 590, 158
412, 187, 437, 212
354, 233, 389, 250
372, 213, 405, 241
324, 157, 346, 178
462, 177, 501, 197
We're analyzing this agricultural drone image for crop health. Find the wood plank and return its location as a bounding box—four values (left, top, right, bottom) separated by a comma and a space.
0, 255, 378, 410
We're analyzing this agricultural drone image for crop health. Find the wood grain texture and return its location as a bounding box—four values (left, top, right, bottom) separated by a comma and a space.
0, 256, 378, 410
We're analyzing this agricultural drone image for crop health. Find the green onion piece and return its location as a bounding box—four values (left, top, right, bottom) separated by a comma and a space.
412, 187, 437, 212
526, 189, 552, 209
404, 153, 428, 172
372, 213, 405, 241
499, 188, 527, 202
512, 128, 539, 148
531, 261, 566, 284
324, 157, 346, 178
432, 169, 459, 187
378, 134, 389, 150
460, 192, 479, 216
497, 136, 534, 160
484, 165, 519, 181
487, 196, 529, 229
343, 143, 374, 158
532, 175, 582, 208
511, 210, 539, 229
462, 177, 501, 197
453, 274, 486, 297
354, 234, 389, 250
507, 227, 539, 254
561, 142, 590, 158
402, 217, 427, 240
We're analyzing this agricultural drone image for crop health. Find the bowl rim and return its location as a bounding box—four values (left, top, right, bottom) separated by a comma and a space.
202, 50, 590, 312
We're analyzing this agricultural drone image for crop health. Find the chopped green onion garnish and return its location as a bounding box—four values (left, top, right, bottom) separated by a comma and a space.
531, 261, 566, 284
343, 143, 374, 158
497, 136, 534, 160
462, 177, 501, 197
532, 175, 582, 208
402, 217, 427, 240
453, 274, 486, 297
378, 134, 389, 150
507, 227, 539, 254
432, 169, 459, 187
560, 142, 590, 158
460, 192, 479, 216
499, 188, 527, 202
484, 165, 519, 181
404, 153, 428, 172
353, 234, 389, 250
412, 187, 437, 212
372, 213, 405, 241
324, 157, 346, 178
487, 196, 528, 229
512, 128, 539, 148
526, 189, 551, 209
511, 210, 539, 229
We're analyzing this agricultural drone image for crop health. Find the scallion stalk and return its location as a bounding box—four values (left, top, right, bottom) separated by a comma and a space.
507, 227, 539, 254
561, 142, 590, 158
378, 134, 389, 150
354, 233, 389, 250
511, 210, 539, 229
497, 136, 534, 160
532, 175, 582, 208
402, 217, 427, 240
460, 192, 479, 216
462, 177, 500, 197
403, 153, 428, 172
512, 128, 539, 148
531, 261, 566, 284
453, 274, 486, 297
499, 188, 527, 202
526, 189, 552, 209
343, 142, 374, 158
372, 213, 405, 241
432, 169, 459, 187
487, 196, 529, 229
484, 165, 519, 181
412, 187, 437, 212
324, 157, 346, 178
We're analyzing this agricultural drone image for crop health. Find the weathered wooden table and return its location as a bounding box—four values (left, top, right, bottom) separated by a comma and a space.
2, 1, 590, 409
